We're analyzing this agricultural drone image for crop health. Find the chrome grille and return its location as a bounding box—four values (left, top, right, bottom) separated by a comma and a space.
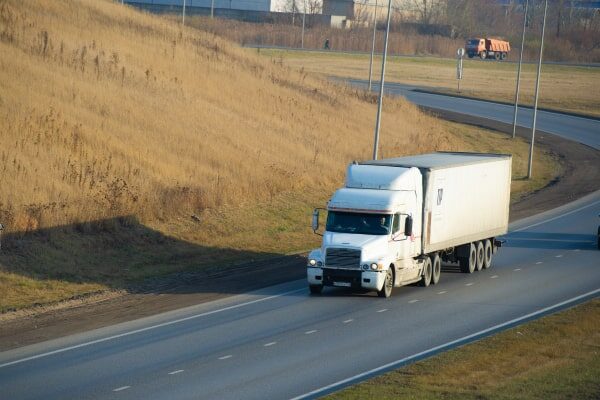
325, 248, 361, 269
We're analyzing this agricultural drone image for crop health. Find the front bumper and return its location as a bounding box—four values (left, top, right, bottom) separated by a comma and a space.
307, 268, 387, 291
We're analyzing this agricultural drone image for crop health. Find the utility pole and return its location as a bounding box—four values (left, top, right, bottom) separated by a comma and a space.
368, 0, 379, 91
182, 0, 186, 26
301, 0, 306, 49
372, 0, 393, 160
527, 0, 548, 179
511, 0, 529, 139
211, 0, 215, 18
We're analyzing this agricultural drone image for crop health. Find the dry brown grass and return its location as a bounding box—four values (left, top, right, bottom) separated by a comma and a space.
0, 0, 559, 313
0, 0, 459, 235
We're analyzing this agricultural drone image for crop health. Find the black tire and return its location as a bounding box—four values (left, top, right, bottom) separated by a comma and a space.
378, 267, 394, 298
501, 52, 507, 60
309, 285, 322, 295
468, 53, 474, 59
431, 253, 441, 285
475, 241, 484, 272
494, 52, 501, 60
483, 239, 493, 269
420, 257, 432, 287
480, 51, 486, 60
459, 243, 476, 274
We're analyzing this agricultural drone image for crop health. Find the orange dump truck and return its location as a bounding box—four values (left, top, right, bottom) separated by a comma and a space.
465, 38, 510, 60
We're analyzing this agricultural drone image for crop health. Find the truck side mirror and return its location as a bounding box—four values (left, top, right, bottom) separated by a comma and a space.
404, 216, 413, 237
312, 209, 320, 232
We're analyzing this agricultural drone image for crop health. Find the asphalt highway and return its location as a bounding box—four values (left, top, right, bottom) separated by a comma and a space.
347, 79, 600, 150
1, 90, 599, 399
1, 195, 599, 399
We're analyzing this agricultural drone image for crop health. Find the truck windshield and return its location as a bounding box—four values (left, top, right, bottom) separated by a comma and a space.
468, 39, 480, 45
326, 212, 391, 235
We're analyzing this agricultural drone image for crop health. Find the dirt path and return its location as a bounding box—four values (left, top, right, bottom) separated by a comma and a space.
1, 111, 598, 352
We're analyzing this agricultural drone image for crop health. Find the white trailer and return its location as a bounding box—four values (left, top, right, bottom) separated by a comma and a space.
307, 152, 512, 297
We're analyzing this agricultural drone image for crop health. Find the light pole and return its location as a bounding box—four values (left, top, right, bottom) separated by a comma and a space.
182, 0, 186, 26
511, 0, 529, 139
527, 0, 548, 179
368, 0, 379, 91
372, 0, 393, 160
301, 0, 306, 49
211, 0, 215, 18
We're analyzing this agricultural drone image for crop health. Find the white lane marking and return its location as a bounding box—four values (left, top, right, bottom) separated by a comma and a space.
437, 291, 447, 295
465, 283, 474, 286
536, 262, 543, 265
512, 199, 600, 232
264, 342, 277, 347
0, 287, 306, 369
168, 369, 184, 375
408, 300, 419, 304
491, 275, 498, 279
113, 386, 130, 392
305, 330, 317, 335
377, 308, 388, 313
514, 268, 521, 271
555, 254, 563, 258
343, 319, 354, 324
218, 355, 233, 360
290, 288, 600, 400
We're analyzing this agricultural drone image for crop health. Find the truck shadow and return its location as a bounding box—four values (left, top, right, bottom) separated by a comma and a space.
0, 216, 306, 312
503, 231, 597, 250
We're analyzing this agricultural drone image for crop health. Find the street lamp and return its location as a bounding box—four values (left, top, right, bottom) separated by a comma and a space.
368, 0, 379, 91
372, 0, 393, 160
527, 0, 548, 179
301, 0, 306, 49
512, 0, 529, 139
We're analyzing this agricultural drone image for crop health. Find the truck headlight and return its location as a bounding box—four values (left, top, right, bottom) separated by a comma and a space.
370, 263, 379, 271
317, 261, 323, 267
309, 259, 317, 266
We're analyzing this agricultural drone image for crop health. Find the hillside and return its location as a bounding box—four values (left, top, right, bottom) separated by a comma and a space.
0, 0, 557, 312
0, 0, 457, 233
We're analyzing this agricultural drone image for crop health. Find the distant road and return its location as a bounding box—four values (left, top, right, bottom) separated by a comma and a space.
246, 45, 600, 69
346, 79, 600, 150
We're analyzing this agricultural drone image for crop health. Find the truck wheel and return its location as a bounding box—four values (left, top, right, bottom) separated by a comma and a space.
468, 53, 474, 59
475, 241, 484, 271
494, 52, 501, 60
309, 285, 323, 295
378, 268, 394, 298
459, 243, 476, 273
480, 51, 486, 59
483, 239, 493, 268
420, 257, 432, 287
431, 253, 441, 285
501, 52, 507, 60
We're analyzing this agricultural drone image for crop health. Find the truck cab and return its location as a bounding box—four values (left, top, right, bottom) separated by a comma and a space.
307, 164, 424, 297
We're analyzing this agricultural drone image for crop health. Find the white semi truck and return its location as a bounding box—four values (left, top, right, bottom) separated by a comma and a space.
307, 152, 511, 297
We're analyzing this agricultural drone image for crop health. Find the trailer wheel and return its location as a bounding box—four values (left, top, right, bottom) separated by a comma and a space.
420, 257, 432, 287
431, 253, 441, 285
483, 239, 493, 268
475, 241, 484, 271
501, 52, 507, 60
459, 243, 476, 273
309, 285, 323, 295
480, 51, 486, 59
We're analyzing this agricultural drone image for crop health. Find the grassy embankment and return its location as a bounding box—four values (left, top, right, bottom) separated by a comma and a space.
0, 0, 558, 313
327, 299, 600, 400
259, 49, 600, 117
